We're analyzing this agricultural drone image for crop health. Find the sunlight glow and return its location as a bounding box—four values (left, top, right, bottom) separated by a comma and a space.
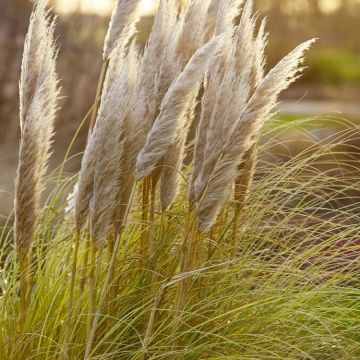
139, 0, 159, 16
319, 0, 342, 14
56, 0, 159, 16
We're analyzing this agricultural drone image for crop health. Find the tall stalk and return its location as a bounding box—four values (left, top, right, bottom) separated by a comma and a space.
64, 230, 80, 359
141, 177, 150, 264
86, 242, 98, 344
149, 174, 159, 259
83, 188, 136, 360
80, 234, 91, 291
88, 60, 109, 135
19, 254, 28, 332
174, 212, 199, 317
107, 229, 116, 316
142, 208, 200, 352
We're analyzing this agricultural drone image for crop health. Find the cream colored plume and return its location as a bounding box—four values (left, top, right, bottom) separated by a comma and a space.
136, 33, 226, 180
249, 18, 268, 95
188, 28, 234, 205
159, 0, 244, 210
90, 45, 139, 246
189, 75, 214, 206
157, 0, 220, 210
135, 0, 178, 137
75, 43, 129, 231
15, 0, 60, 258
103, 0, 141, 60
159, 101, 196, 211
190, 1, 259, 207
234, 139, 258, 206
175, 0, 212, 66
197, 39, 316, 231
205, 0, 244, 40
107, 0, 180, 230
191, 26, 253, 206
234, 19, 268, 205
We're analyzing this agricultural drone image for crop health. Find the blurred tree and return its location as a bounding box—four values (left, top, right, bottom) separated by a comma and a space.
0, 0, 32, 140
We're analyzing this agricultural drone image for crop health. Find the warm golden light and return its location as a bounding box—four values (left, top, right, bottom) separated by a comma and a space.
319, 0, 342, 14
56, 0, 159, 15
55, 0, 112, 14
139, 0, 159, 16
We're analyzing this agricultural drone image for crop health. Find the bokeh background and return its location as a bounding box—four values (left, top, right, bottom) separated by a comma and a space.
0, 0, 359, 217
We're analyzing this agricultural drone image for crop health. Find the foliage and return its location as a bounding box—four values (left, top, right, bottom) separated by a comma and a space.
1, 117, 360, 359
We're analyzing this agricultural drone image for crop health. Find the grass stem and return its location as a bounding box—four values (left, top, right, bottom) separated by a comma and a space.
64, 229, 80, 359
88, 59, 109, 135
19, 255, 28, 332
86, 242, 98, 347
83, 188, 136, 360
80, 234, 91, 291
141, 178, 150, 264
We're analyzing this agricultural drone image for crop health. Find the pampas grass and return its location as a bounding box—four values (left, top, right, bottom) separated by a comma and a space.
196, 39, 316, 231
89, 0, 140, 137
136, 33, 225, 180
90, 44, 139, 246
103, 0, 141, 60
14, 0, 59, 326
15, 0, 59, 258
4, 1, 360, 359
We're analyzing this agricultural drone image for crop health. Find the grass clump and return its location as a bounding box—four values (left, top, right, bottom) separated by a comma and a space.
1, 0, 360, 359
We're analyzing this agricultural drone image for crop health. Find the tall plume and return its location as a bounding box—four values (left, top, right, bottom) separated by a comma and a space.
134, 0, 179, 139
158, 0, 245, 210
191, 1, 262, 207
191, 23, 255, 205
234, 18, 268, 206
108, 0, 180, 229
158, 0, 225, 211
248, 18, 268, 96
175, 0, 212, 66
103, 0, 141, 60
15, 0, 60, 258
205, 0, 244, 40
197, 39, 316, 231
159, 102, 196, 211
75, 42, 129, 231
136, 33, 226, 180
90, 45, 139, 246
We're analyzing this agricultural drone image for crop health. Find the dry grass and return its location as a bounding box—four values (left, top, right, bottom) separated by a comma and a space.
1, 1, 360, 359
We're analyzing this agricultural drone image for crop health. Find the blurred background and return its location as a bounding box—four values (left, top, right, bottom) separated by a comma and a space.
0, 0, 359, 217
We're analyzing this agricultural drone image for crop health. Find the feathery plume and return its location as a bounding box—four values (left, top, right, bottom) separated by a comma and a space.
15, 0, 60, 258
188, 35, 234, 205
90, 45, 139, 246
107, 1, 180, 231
103, 0, 141, 60
191, 2, 259, 206
134, 0, 179, 136
248, 18, 268, 95
175, 0, 212, 66
159, 101, 197, 210
189, 76, 213, 206
74, 42, 129, 231
205, 0, 244, 40
159, 0, 224, 210
233, 0, 256, 77
197, 39, 316, 231
234, 19, 268, 205
193, 23, 254, 205
136, 33, 226, 180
